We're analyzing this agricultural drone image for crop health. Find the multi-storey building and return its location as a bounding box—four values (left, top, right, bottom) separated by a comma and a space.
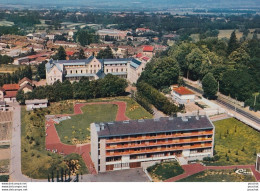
91, 115, 215, 173
46, 56, 146, 85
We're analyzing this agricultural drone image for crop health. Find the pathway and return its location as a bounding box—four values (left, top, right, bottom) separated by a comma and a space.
45, 101, 129, 175
9, 103, 45, 182
164, 163, 260, 182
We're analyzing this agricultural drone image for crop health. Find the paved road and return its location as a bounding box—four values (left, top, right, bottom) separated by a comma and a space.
9, 103, 31, 182
185, 83, 260, 124
9, 103, 45, 182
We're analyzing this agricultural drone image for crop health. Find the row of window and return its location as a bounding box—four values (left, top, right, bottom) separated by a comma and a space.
106, 68, 127, 73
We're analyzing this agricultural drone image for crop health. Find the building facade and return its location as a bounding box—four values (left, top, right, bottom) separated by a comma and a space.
91, 116, 215, 173
46, 56, 146, 85
25, 99, 48, 111
171, 86, 196, 105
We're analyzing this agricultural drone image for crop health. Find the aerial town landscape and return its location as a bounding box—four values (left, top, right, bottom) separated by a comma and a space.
0, 0, 260, 188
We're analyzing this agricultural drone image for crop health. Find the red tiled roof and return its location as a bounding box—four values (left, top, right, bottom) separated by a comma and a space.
4, 91, 17, 98
143, 45, 154, 52
66, 51, 75, 56
19, 77, 32, 86
173, 86, 194, 95
142, 56, 150, 61
136, 53, 143, 58
2, 84, 19, 91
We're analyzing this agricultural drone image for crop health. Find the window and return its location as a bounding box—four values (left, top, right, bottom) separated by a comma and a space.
111, 69, 113, 72
81, 70, 82, 73
121, 68, 123, 72
106, 69, 108, 72
116, 69, 118, 72
76, 70, 78, 74
91, 65, 92, 67
70, 70, 72, 74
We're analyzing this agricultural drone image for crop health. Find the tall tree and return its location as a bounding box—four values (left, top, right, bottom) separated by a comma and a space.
53, 46, 67, 60
227, 31, 239, 56
78, 48, 86, 59
97, 46, 114, 59
202, 73, 218, 99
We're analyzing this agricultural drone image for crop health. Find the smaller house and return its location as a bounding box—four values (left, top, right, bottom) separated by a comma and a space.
19, 77, 33, 87
171, 86, 195, 104
2, 84, 19, 103
25, 99, 48, 111
256, 153, 260, 172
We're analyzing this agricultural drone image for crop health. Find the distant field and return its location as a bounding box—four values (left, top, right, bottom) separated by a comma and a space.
0, 64, 25, 74
218, 29, 243, 39
0, 20, 14, 27
190, 29, 259, 41
178, 169, 256, 182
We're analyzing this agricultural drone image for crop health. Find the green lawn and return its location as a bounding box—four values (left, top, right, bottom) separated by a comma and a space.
0, 159, 9, 173
178, 169, 256, 182
55, 104, 118, 145
86, 96, 153, 120
21, 100, 87, 179
205, 118, 260, 166
147, 161, 184, 181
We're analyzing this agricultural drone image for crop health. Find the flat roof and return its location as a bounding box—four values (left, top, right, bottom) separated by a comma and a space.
25, 99, 48, 104
173, 86, 195, 95
96, 116, 214, 138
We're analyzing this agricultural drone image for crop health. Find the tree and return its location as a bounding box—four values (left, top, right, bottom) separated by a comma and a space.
227, 31, 239, 55
97, 46, 114, 59
202, 72, 218, 99
53, 46, 66, 60
16, 90, 25, 105
78, 48, 86, 59
37, 61, 46, 79
228, 48, 250, 68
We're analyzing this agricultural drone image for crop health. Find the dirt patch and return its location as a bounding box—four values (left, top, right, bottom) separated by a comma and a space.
0, 149, 10, 160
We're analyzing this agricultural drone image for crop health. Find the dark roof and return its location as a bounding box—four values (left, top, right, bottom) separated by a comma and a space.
96, 116, 214, 138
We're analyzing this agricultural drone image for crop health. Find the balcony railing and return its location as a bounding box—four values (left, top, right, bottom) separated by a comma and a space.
106, 138, 213, 150
105, 130, 213, 144
106, 143, 212, 157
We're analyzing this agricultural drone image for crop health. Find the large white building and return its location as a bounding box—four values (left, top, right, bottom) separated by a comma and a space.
46, 56, 146, 85
91, 116, 215, 173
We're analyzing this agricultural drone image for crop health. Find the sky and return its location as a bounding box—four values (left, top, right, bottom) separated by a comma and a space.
0, 0, 259, 9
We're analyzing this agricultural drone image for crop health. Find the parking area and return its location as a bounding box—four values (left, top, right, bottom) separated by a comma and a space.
82, 168, 150, 182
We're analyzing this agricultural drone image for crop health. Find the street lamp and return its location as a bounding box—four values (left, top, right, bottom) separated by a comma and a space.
253, 92, 259, 107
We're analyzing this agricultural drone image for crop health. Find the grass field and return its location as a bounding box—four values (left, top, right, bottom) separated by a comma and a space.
55, 104, 118, 145
0, 65, 25, 74
86, 96, 153, 120
205, 118, 260, 166
147, 161, 184, 181
0, 159, 9, 174
56, 97, 153, 145
177, 169, 256, 182
21, 100, 87, 179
